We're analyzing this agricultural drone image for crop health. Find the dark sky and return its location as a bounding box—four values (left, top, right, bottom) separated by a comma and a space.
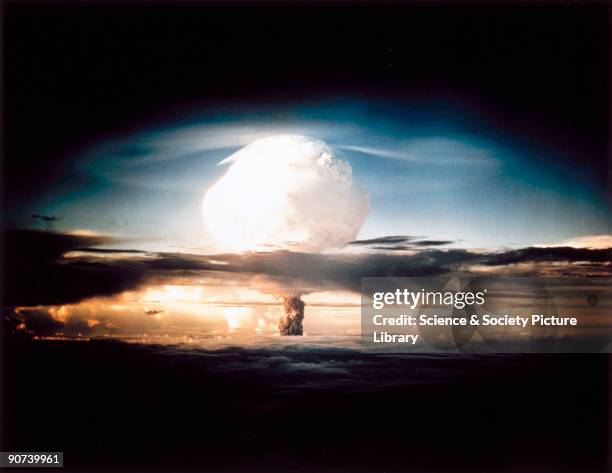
3, 1, 610, 209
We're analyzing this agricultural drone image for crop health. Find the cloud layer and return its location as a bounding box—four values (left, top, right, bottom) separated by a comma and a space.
3, 229, 610, 309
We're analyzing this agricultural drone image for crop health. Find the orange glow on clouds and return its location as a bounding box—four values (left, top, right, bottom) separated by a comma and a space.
14, 283, 362, 341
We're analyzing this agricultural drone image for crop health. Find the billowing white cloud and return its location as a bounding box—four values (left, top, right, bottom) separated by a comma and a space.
202, 135, 368, 252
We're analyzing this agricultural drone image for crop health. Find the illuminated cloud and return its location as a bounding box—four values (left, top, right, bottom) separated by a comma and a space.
339, 137, 497, 166
202, 135, 369, 252
537, 234, 612, 249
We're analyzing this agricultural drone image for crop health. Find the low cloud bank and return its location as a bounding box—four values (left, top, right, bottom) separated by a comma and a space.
3, 229, 610, 308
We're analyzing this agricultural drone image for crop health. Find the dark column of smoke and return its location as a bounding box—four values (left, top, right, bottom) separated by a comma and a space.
279, 296, 305, 336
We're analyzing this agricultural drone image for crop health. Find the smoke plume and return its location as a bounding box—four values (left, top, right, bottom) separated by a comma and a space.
279, 296, 305, 336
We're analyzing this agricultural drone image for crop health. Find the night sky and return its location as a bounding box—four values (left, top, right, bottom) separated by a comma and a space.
4, 2, 610, 231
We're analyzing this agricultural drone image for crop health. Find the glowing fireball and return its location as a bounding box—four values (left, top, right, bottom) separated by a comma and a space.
202, 135, 368, 252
